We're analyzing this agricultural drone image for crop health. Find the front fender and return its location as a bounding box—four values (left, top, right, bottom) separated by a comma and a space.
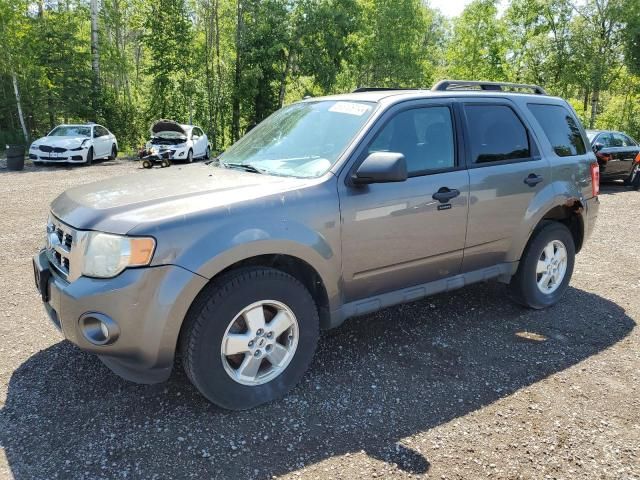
138, 180, 343, 312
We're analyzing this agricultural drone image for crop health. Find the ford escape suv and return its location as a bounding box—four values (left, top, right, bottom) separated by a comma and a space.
33, 80, 600, 410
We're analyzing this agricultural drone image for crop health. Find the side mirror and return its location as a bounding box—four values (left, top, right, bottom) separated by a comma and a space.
352, 151, 408, 185
593, 142, 604, 152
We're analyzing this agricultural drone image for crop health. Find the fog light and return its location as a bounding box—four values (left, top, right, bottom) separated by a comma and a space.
79, 312, 120, 345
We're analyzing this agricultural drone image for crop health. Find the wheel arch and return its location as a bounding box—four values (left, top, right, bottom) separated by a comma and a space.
510, 196, 585, 264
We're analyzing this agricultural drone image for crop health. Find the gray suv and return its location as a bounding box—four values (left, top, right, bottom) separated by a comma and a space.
33, 80, 600, 409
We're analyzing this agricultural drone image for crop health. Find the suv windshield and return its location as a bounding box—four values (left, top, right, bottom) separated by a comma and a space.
49, 126, 91, 137
219, 100, 376, 177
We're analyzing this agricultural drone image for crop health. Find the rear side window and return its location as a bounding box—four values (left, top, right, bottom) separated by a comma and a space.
612, 132, 635, 147
528, 104, 586, 157
464, 105, 530, 163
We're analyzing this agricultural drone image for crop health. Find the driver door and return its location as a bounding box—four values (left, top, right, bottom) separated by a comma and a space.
338, 101, 470, 302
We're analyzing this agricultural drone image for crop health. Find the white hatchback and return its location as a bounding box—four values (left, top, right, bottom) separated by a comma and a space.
145, 120, 210, 163
29, 124, 118, 166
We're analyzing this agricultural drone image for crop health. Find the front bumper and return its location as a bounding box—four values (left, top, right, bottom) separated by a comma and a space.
33, 249, 207, 383
29, 149, 87, 163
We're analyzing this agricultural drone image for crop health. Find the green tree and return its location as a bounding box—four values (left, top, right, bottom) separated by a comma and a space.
445, 0, 509, 81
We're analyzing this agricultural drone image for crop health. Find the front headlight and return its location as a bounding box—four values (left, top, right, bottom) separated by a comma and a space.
82, 232, 155, 278
30, 144, 39, 150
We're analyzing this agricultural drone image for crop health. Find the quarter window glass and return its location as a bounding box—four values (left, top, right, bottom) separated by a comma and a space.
464, 105, 530, 163
369, 106, 455, 174
528, 104, 586, 157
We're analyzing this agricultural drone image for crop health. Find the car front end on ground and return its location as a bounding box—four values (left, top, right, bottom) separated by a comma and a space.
29, 135, 92, 164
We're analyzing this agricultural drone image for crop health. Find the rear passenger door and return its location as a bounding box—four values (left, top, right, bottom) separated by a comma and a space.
461, 100, 550, 272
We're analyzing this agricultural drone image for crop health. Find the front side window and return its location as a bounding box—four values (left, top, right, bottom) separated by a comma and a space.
596, 133, 614, 147
464, 105, 530, 163
528, 104, 586, 157
220, 100, 375, 178
49, 125, 91, 137
368, 106, 455, 174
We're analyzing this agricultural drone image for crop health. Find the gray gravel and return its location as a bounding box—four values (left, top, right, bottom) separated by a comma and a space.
0, 159, 638, 479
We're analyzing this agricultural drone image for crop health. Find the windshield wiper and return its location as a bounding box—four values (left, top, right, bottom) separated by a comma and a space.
222, 162, 265, 174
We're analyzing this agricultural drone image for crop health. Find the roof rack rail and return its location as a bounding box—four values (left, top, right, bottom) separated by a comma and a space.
352, 87, 420, 93
432, 80, 547, 95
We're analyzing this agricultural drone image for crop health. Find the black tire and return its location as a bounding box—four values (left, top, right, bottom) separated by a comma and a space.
142, 159, 152, 169
180, 267, 319, 410
161, 159, 171, 168
84, 147, 93, 166
187, 149, 193, 163
109, 144, 117, 160
631, 165, 640, 191
204, 146, 210, 160
509, 222, 575, 309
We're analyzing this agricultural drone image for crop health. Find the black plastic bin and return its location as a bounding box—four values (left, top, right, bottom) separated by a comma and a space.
6, 144, 25, 171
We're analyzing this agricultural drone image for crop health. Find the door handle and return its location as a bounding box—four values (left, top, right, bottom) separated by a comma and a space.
432, 187, 460, 203
524, 174, 544, 187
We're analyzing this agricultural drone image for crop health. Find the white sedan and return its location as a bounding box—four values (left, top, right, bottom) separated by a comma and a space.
144, 120, 210, 163
29, 123, 118, 165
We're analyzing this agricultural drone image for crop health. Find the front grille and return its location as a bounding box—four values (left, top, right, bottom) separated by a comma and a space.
40, 156, 68, 161
39, 145, 67, 153
46, 215, 79, 281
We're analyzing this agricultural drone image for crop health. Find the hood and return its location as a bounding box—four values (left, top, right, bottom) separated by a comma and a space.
34, 136, 87, 149
50, 164, 315, 234
151, 119, 188, 139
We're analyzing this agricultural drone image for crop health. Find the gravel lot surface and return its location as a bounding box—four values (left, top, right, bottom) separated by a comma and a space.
0, 159, 638, 479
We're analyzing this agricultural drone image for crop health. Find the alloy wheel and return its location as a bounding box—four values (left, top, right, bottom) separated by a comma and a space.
220, 300, 299, 386
536, 239, 568, 294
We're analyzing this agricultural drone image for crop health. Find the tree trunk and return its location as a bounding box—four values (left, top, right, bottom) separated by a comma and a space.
590, 90, 599, 129
12, 71, 29, 144
232, 0, 243, 142
90, 0, 101, 110
278, 48, 293, 108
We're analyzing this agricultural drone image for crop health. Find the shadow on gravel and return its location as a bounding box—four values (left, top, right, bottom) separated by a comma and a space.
0, 283, 634, 479
599, 182, 636, 195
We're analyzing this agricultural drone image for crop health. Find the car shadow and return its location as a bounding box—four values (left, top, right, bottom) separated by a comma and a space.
0, 283, 635, 479
599, 181, 635, 195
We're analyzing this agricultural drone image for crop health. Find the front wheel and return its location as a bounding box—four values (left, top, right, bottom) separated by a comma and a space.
186, 149, 193, 163
109, 145, 117, 160
84, 147, 93, 166
509, 222, 575, 309
180, 267, 319, 410
204, 146, 210, 160
630, 163, 640, 191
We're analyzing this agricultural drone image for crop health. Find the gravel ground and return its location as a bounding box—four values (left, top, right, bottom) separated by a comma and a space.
0, 159, 638, 480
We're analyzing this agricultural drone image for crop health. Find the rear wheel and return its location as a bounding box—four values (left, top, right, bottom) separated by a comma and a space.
141, 159, 152, 169
509, 222, 575, 309
180, 267, 319, 410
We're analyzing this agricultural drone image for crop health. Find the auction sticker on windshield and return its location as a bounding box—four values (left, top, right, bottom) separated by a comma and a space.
328, 102, 372, 116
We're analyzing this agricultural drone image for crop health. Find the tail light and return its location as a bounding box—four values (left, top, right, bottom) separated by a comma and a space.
635, 152, 640, 164
590, 162, 600, 197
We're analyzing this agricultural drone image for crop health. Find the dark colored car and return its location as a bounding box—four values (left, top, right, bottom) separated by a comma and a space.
587, 129, 640, 189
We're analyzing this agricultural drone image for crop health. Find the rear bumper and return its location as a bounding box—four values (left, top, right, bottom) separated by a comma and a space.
33, 249, 207, 383
583, 196, 599, 244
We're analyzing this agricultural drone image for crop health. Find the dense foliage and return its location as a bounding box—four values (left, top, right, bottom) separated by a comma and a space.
1, 0, 639, 152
